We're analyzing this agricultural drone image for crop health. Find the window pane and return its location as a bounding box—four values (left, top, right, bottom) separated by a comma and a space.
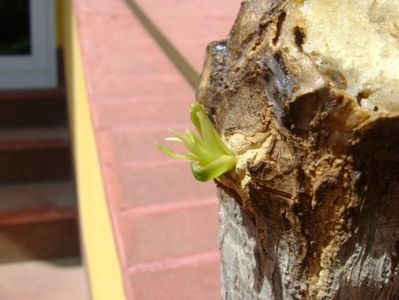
0, 0, 31, 55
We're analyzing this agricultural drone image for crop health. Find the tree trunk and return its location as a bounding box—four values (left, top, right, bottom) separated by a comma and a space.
196, 1, 399, 299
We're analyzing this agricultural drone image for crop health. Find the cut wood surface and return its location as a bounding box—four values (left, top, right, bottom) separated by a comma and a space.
197, 0, 399, 299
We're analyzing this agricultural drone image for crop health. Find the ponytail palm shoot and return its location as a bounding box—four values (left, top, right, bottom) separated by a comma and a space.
156, 102, 236, 182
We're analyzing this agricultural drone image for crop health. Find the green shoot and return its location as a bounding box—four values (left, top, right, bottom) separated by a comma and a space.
156, 102, 236, 182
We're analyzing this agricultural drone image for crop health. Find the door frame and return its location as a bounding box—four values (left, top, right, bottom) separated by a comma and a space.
0, 0, 57, 89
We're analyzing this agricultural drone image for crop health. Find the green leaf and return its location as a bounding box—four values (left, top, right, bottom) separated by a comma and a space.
191, 155, 236, 182
155, 143, 200, 161
168, 129, 211, 163
156, 102, 236, 182
189, 102, 203, 135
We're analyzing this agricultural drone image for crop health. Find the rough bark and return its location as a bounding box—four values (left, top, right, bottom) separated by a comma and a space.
196, 1, 399, 299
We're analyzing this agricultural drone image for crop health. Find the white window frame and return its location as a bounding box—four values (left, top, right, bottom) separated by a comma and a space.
0, 0, 57, 89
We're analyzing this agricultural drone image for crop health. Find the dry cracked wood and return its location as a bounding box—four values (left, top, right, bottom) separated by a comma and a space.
197, 0, 399, 299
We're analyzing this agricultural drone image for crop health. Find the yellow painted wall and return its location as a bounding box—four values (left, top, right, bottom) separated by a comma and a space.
62, 2, 125, 299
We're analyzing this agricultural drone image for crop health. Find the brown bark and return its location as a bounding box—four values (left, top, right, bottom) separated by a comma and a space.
196, 1, 399, 299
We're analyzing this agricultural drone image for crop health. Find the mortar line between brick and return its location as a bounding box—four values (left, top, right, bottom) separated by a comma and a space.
123, 0, 200, 89
126, 251, 220, 274
118, 197, 217, 215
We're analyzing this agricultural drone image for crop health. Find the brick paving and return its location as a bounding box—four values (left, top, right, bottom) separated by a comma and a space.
72, 0, 240, 298
134, 0, 242, 71
127, 253, 220, 300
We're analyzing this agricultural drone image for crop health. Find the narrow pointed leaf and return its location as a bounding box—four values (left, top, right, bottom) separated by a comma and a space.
191, 155, 236, 182
156, 143, 200, 161
185, 129, 206, 152
189, 102, 202, 135
165, 137, 182, 142
157, 102, 236, 182
195, 109, 231, 156
168, 129, 199, 153
169, 129, 212, 162
191, 102, 234, 157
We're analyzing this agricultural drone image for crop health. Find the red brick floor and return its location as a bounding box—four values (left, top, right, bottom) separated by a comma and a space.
72, 0, 240, 298
134, 0, 242, 71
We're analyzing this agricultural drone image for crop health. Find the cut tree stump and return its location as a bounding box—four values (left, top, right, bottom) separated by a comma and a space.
197, 0, 399, 299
